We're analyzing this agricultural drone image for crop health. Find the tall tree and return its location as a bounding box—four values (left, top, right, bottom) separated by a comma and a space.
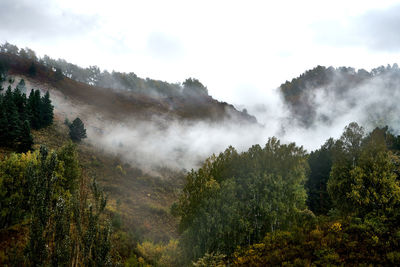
40, 91, 54, 127
306, 138, 334, 215
16, 120, 33, 153
328, 123, 400, 218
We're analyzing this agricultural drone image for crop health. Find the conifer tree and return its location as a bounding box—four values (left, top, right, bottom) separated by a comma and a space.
27, 89, 41, 129
17, 120, 33, 153
41, 91, 54, 127
0, 96, 7, 146
69, 118, 87, 142
4, 87, 21, 145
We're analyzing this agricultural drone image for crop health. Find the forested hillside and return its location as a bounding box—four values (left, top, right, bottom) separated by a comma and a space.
1, 43, 400, 266
280, 64, 400, 129
174, 123, 400, 266
0, 42, 256, 124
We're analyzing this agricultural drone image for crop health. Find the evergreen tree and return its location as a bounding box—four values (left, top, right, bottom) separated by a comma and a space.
4, 87, 21, 146
41, 91, 54, 127
27, 89, 41, 129
16, 120, 33, 153
0, 95, 7, 146
306, 139, 334, 215
13, 86, 27, 122
69, 118, 87, 142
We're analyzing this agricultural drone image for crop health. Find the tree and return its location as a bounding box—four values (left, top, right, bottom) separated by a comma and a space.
328, 123, 400, 218
16, 120, 33, 153
40, 91, 54, 127
28, 62, 37, 77
306, 138, 334, 215
327, 122, 364, 214
54, 67, 64, 81
57, 142, 80, 193
174, 138, 308, 261
27, 89, 41, 129
68, 118, 87, 142
182, 78, 208, 96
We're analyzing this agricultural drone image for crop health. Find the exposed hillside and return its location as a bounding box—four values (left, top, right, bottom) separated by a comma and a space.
0, 49, 257, 124
280, 64, 400, 129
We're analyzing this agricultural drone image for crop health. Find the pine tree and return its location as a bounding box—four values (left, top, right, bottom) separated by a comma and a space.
27, 89, 41, 129
13, 86, 27, 122
4, 87, 21, 146
0, 95, 7, 146
17, 120, 33, 153
41, 91, 54, 127
69, 118, 87, 142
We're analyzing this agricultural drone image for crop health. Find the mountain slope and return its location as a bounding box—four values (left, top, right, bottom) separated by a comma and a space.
280, 64, 400, 129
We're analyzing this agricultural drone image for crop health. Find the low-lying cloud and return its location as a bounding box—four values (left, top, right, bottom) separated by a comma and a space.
17, 66, 400, 175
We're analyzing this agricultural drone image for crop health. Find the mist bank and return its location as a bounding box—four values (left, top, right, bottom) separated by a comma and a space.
5, 51, 400, 173
17, 64, 400, 174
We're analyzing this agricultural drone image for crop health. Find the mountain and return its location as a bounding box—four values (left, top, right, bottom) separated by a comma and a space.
279, 64, 400, 130
0, 46, 257, 264
0, 49, 256, 124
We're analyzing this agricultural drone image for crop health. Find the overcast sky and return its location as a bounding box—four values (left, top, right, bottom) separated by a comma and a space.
2, 0, 400, 108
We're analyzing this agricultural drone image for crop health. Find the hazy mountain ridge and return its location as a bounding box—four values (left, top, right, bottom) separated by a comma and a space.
280, 64, 400, 130
0, 45, 256, 124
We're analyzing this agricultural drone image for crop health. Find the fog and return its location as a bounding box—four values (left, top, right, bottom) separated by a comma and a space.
15, 66, 400, 174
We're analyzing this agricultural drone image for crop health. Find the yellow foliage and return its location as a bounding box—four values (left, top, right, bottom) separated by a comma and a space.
330, 222, 342, 232
116, 164, 126, 176
136, 239, 182, 267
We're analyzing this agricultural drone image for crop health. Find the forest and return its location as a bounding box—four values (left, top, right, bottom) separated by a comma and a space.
176, 123, 400, 265
0, 44, 400, 266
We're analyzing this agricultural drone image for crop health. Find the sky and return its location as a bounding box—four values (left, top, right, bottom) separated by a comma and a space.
2, 0, 400, 109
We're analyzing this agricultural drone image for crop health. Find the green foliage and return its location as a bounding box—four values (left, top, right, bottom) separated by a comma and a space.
57, 141, 80, 193
17, 120, 34, 153
231, 123, 400, 265
0, 151, 36, 228
306, 138, 334, 215
41, 91, 54, 126
192, 252, 226, 267
54, 67, 64, 81
182, 78, 208, 96
28, 62, 37, 76
174, 138, 308, 261
0, 144, 112, 265
136, 239, 183, 267
232, 217, 400, 266
0, 82, 54, 151
328, 123, 400, 218
68, 117, 87, 142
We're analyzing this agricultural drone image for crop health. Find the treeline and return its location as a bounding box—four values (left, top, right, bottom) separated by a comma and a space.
0, 42, 209, 98
170, 122, 400, 265
0, 143, 111, 266
0, 79, 53, 152
280, 64, 400, 126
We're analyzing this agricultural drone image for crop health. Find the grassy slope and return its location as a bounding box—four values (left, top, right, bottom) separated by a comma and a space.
0, 51, 258, 257
31, 117, 183, 242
